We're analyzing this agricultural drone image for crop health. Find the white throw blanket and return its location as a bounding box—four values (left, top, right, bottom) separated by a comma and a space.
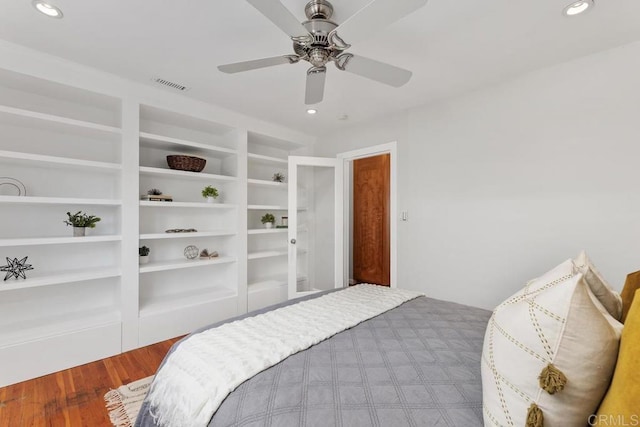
146, 284, 422, 427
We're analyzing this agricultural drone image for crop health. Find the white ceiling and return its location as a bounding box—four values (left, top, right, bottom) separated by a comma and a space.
1, 0, 640, 136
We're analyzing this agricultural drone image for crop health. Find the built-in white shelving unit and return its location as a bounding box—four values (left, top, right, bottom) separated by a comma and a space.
0, 68, 123, 387
246, 132, 309, 311
0, 64, 313, 387
137, 104, 242, 346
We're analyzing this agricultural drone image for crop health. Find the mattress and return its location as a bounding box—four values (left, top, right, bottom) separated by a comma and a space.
136, 293, 490, 427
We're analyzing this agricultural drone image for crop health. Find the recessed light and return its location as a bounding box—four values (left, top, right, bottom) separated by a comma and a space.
306, 109, 317, 115
32, 1, 63, 18
563, 0, 594, 17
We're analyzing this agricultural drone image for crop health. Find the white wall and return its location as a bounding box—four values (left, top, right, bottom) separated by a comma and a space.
316, 41, 640, 310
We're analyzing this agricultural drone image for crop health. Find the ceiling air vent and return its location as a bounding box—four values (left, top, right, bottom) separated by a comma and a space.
152, 77, 190, 92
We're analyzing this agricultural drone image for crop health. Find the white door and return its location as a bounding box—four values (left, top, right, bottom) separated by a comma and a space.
288, 156, 344, 299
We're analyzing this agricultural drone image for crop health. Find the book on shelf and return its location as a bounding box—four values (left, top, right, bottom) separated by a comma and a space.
140, 194, 173, 202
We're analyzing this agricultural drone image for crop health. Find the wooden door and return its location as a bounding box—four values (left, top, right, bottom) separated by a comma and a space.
353, 154, 390, 286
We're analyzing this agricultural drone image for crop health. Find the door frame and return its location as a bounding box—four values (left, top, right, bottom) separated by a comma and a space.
337, 142, 398, 288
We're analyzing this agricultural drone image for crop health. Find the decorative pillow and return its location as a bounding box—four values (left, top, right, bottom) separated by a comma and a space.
620, 270, 640, 322
595, 289, 640, 425
482, 259, 623, 427
574, 251, 623, 321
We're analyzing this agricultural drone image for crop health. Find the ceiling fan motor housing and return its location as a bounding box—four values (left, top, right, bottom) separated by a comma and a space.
295, 1, 340, 68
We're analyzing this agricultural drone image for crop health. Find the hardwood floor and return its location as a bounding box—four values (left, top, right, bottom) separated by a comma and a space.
0, 336, 182, 427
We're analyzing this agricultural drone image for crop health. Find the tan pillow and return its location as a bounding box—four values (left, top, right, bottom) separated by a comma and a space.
482, 259, 622, 427
574, 251, 623, 321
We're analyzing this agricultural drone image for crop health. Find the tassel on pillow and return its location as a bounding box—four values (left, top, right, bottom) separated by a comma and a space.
526, 403, 544, 427
538, 363, 567, 395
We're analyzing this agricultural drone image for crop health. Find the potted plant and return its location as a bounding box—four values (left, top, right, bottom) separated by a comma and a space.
261, 213, 275, 229
201, 185, 219, 203
64, 211, 101, 237
272, 172, 285, 183
139, 246, 150, 264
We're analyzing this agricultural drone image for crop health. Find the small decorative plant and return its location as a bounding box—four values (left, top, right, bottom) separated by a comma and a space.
261, 213, 275, 229
201, 185, 219, 202
139, 246, 150, 264
147, 188, 162, 195
64, 211, 101, 237
64, 211, 101, 227
272, 172, 285, 183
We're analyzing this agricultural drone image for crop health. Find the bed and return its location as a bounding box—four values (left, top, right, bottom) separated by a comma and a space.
134, 256, 640, 427
135, 288, 491, 427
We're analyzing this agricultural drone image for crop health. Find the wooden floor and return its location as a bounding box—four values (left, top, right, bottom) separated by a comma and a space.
0, 337, 182, 427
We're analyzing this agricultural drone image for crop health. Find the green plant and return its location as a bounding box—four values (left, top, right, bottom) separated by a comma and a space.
272, 172, 285, 183
261, 213, 275, 224
64, 211, 101, 228
139, 246, 150, 256
201, 185, 219, 199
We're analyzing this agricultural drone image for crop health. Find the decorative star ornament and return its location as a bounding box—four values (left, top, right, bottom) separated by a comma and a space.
1, 256, 34, 281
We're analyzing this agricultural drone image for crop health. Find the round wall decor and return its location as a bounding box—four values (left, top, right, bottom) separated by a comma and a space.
0, 177, 27, 196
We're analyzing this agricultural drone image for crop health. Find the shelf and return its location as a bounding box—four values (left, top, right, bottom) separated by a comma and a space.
0, 195, 121, 206
247, 153, 288, 165
248, 204, 287, 210
0, 104, 121, 135
139, 231, 235, 240
248, 228, 288, 235
0, 306, 120, 347
0, 235, 122, 247
140, 201, 237, 209
248, 276, 308, 293
139, 287, 237, 317
248, 205, 306, 211
247, 179, 288, 188
139, 256, 236, 273
0, 268, 121, 292
139, 132, 237, 157
248, 250, 288, 260
139, 166, 237, 182
0, 150, 121, 171
248, 279, 286, 293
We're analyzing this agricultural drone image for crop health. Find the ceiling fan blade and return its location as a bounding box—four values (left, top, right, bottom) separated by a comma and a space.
218, 55, 298, 74
332, 0, 428, 45
338, 54, 412, 87
305, 67, 326, 105
246, 0, 312, 42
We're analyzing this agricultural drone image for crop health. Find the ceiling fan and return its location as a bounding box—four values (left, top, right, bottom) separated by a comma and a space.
218, 0, 428, 105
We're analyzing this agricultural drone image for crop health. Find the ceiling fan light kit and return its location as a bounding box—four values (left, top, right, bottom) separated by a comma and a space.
218, 0, 428, 105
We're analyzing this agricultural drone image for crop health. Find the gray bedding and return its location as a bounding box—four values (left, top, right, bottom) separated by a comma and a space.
136, 293, 490, 427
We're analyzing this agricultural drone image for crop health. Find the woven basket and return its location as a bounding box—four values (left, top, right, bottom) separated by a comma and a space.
166, 155, 206, 172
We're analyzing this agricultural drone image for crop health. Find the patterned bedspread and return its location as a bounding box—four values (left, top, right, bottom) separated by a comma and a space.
136, 294, 490, 427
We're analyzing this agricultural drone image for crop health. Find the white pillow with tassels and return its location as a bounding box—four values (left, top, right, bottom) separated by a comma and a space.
481, 258, 622, 427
